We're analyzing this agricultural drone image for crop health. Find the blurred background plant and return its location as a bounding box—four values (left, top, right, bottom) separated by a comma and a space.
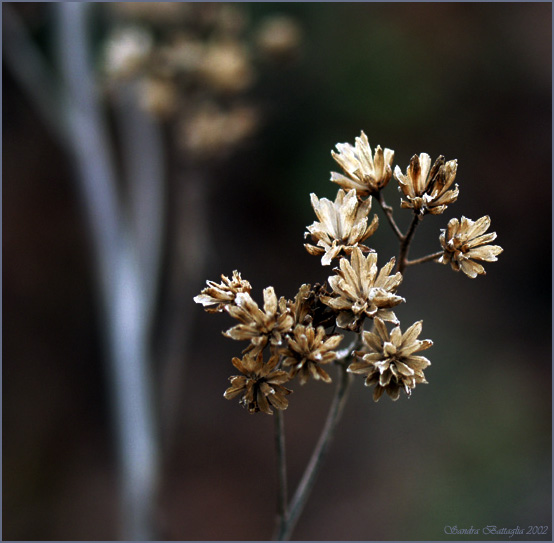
3, 2, 551, 541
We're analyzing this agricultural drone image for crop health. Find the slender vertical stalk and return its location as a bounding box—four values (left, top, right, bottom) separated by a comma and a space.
56, 4, 159, 539
273, 410, 288, 540
276, 362, 354, 541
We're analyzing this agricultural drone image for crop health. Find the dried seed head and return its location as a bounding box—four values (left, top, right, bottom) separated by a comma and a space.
438, 215, 503, 278
224, 352, 292, 414
394, 153, 459, 215
348, 318, 432, 401
331, 131, 395, 197
305, 189, 379, 266
194, 271, 252, 313
320, 247, 405, 332
279, 325, 343, 385
223, 287, 294, 355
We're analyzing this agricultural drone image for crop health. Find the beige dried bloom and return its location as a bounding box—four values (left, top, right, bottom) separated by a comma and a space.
394, 153, 459, 215
320, 247, 405, 332
139, 77, 178, 119
179, 103, 258, 158
224, 287, 294, 354
103, 26, 153, 79
200, 41, 253, 93
438, 215, 503, 278
194, 271, 252, 313
224, 352, 292, 414
256, 15, 303, 62
348, 318, 432, 402
331, 131, 395, 197
304, 189, 379, 266
280, 325, 343, 384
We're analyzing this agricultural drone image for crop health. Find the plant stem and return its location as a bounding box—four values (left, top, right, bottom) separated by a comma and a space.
405, 250, 443, 267
276, 362, 354, 541
273, 410, 288, 540
375, 192, 404, 241
397, 213, 422, 274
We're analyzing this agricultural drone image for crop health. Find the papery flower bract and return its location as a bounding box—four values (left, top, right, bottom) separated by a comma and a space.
438, 215, 503, 278
224, 352, 292, 414
279, 325, 343, 384
331, 131, 395, 197
194, 270, 252, 313
348, 318, 432, 401
224, 287, 294, 354
320, 247, 405, 332
304, 189, 379, 266
395, 153, 459, 215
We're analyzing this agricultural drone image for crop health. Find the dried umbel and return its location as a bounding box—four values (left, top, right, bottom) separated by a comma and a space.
348, 318, 432, 401
195, 131, 503, 410
279, 325, 343, 384
320, 247, 405, 331
194, 129, 504, 540
331, 131, 395, 197
395, 153, 459, 215
224, 352, 292, 414
304, 188, 379, 266
438, 215, 503, 278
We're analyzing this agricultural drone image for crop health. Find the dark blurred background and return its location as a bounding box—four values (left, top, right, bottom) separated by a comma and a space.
3, 2, 551, 541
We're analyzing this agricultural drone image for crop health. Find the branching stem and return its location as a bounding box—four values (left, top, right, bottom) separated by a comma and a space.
397, 213, 422, 274
275, 361, 354, 541
405, 250, 443, 267
375, 192, 404, 241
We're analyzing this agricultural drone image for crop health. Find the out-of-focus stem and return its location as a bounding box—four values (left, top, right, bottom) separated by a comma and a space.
113, 82, 166, 331
56, 4, 159, 539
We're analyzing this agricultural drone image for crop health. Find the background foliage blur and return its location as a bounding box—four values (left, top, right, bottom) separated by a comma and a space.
3, 2, 551, 540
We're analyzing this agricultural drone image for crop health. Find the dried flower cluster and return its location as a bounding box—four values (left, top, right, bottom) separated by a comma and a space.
102, 3, 302, 161
195, 131, 503, 410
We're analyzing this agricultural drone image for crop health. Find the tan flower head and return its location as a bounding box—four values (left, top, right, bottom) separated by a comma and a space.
224, 287, 294, 354
304, 189, 379, 266
280, 325, 343, 384
320, 247, 405, 332
224, 352, 292, 414
438, 215, 503, 278
194, 270, 252, 313
331, 131, 395, 197
395, 153, 459, 215
348, 318, 432, 401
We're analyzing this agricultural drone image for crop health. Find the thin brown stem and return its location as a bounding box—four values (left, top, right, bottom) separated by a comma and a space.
276, 362, 354, 541
397, 213, 422, 274
375, 192, 404, 241
405, 250, 443, 267
273, 409, 288, 540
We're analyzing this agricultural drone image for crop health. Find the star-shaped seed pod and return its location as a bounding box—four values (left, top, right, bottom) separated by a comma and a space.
224, 287, 294, 354
438, 215, 503, 278
348, 318, 432, 402
320, 247, 405, 332
279, 324, 343, 384
194, 270, 252, 312
304, 189, 379, 266
394, 153, 459, 215
224, 352, 292, 414
331, 131, 395, 197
